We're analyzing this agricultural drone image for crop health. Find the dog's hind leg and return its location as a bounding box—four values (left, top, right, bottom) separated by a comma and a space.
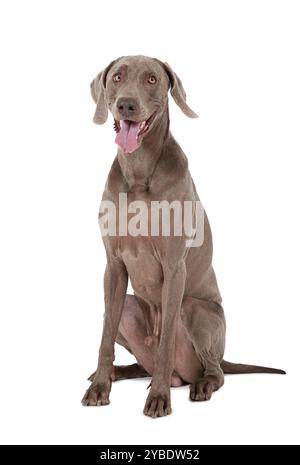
181, 296, 226, 401
88, 363, 149, 383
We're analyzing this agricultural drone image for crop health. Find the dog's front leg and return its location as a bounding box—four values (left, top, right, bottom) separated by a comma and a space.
82, 258, 128, 406
144, 260, 186, 418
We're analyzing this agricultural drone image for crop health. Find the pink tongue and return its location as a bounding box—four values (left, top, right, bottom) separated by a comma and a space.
115, 120, 140, 154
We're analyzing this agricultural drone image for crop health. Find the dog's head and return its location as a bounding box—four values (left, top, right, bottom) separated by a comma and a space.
90, 55, 198, 154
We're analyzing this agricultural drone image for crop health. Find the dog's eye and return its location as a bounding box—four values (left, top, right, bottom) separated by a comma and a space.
113, 74, 122, 83
148, 75, 157, 84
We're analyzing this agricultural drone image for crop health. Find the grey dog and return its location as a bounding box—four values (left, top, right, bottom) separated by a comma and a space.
82, 56, 285, 418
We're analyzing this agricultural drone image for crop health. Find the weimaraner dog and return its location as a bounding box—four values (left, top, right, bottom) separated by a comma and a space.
82, 55, 285, 417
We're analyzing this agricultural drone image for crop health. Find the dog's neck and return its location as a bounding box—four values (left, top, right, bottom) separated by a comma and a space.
117, 109, 170, 192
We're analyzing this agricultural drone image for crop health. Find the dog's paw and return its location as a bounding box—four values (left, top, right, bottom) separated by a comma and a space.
143, 388, 171, 418
189, 376, 218, 401
81, 380, 111, 406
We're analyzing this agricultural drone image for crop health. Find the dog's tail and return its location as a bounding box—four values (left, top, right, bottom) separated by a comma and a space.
221, 360, 286, 375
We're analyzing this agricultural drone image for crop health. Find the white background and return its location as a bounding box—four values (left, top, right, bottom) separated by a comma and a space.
0, 0, 299, 445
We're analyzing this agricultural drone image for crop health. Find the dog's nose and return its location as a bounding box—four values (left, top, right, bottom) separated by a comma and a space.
117, 98, 139, 118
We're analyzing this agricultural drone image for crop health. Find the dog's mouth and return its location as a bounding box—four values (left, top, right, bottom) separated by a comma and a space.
114, 112, 157, 154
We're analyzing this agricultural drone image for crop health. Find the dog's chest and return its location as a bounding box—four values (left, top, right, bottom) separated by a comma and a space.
120, 236, 163, 305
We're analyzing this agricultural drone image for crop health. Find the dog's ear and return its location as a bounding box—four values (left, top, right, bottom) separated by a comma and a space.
90, 59, 120, 125
162, 62, 198, 118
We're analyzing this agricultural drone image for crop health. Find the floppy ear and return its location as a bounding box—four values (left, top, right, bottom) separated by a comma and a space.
90, 71, 106, 124
90, 59, 119, 125
162, 62, 198, 118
